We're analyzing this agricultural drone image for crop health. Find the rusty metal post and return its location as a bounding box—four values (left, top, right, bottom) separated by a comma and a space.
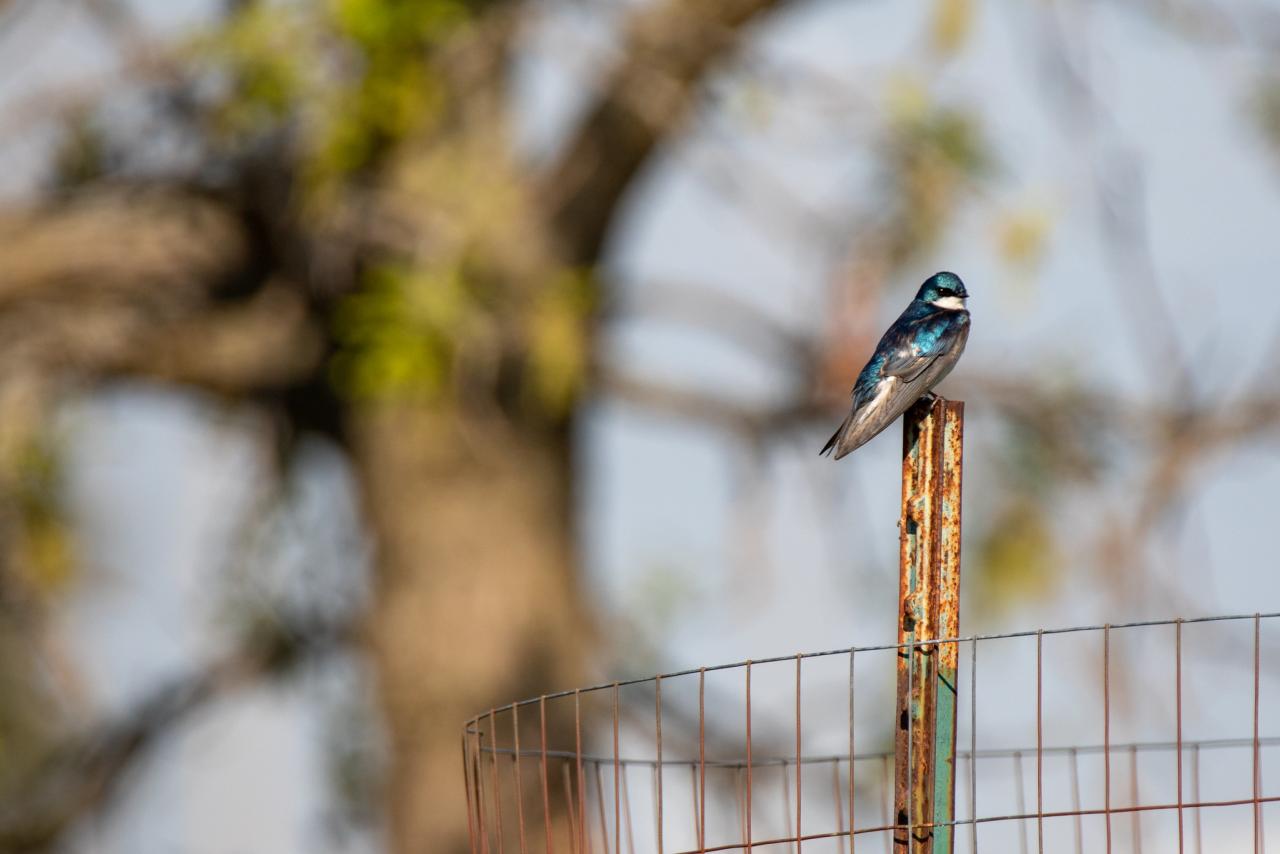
894, 398, 963, 853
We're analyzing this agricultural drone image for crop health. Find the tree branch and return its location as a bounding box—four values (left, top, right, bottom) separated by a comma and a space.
597, 367, 822, 438
542, 0, 799, 265
612, 281, 816, 369
0, 613, 355, 853
0, 188, 329, 399
0, 188, 243, 302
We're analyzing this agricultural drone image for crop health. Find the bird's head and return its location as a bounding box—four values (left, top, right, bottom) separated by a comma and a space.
915, 271, 969, 310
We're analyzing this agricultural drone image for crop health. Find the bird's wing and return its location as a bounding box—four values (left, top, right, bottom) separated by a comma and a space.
826, 311, 968, 459
880, 314, 963, 383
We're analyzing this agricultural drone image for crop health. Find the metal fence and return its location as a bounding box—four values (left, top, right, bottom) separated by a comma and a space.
462, 402, 1275, 853
463, 612, 1277, 854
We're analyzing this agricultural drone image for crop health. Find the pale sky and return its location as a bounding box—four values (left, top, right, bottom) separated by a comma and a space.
2, 0, 1278, 851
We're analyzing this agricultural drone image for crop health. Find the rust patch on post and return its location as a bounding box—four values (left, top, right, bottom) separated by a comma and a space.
894, 398, 964, 854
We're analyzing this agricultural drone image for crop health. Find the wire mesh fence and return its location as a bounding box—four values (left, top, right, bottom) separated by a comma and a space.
463, 612, 1278, 854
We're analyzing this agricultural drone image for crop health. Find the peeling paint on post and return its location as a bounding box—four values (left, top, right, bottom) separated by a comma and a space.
894, 398, 963, 853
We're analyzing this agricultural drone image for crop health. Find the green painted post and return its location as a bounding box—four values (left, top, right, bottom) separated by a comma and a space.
894, 398, 963, 854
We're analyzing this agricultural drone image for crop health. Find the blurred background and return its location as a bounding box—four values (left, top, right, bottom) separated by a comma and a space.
0, 0, 1279, 852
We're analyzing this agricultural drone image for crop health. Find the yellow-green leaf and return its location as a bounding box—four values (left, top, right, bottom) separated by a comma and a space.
931, 0, 975, 55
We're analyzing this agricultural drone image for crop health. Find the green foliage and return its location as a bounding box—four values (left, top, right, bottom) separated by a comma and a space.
971, 384, 1115, 617
197, 3, 310, 140
331, 263, 483, 403
312, 0, 467, 180
10, 436, 74, 599
331, 0, 469, 51
974, 500, 1059, 615
195, 0, 597, 423
192, 0, 474, 182
0, 440, 70, 792
330, 263, 593, 420
524, 271, 594, 418
930, 0, 975, 56
994, 202, 1053, 271
191, 0, 600, 423
881, 80, 992, 261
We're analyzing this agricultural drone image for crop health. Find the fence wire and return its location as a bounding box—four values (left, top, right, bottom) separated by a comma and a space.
464, 612, 1279, 854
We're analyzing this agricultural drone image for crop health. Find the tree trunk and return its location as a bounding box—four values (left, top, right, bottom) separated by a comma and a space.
353, 408, 585, 854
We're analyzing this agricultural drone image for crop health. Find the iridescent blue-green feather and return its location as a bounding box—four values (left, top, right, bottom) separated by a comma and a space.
820, 272, 970, 460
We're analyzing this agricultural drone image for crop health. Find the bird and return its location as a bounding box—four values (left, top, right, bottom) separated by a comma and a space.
820, 271, 970, 460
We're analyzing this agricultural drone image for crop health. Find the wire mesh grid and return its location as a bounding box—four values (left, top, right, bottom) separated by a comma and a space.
463, 612, 1279, 854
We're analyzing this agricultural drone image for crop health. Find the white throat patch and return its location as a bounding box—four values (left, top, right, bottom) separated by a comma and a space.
931, 295, 967, 311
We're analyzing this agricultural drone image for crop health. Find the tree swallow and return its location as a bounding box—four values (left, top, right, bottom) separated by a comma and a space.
820, 271, 970, 459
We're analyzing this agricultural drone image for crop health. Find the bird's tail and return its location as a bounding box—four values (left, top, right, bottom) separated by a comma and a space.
819, 413, 852, 458
821, 407, 893, 459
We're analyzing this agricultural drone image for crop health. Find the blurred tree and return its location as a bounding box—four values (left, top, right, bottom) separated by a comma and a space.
1, 0, 1279, 852
0, 1, 842, 851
